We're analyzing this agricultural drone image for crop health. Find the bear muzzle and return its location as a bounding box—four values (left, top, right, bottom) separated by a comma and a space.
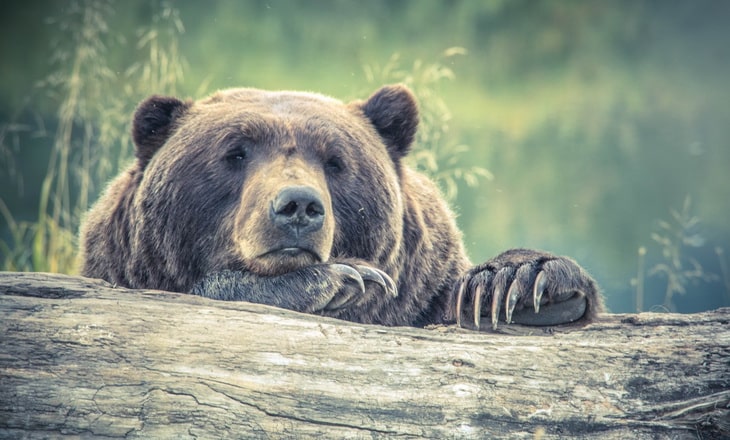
270, 186, 325, 237
243, 185, 333, 274
235, 155, 336, 276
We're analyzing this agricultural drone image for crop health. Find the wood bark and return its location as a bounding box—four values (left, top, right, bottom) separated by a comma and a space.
1, 271, 728, 439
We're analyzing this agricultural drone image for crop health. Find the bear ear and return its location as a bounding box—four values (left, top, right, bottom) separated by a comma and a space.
360, 84, 419, 161
132, 95, 190, 168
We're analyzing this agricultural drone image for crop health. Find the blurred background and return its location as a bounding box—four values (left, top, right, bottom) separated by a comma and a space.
1, 0, 729, 314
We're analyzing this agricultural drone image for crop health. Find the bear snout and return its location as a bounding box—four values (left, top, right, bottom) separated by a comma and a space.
270, 186, 325, 237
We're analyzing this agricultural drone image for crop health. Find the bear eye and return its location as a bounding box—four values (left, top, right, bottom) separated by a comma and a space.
225, 147, 248, 166
325, 156, 345, 174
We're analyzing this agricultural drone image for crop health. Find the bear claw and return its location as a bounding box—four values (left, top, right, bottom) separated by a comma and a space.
357, 265, 398, 298
505, 282, 520, 324
331, 264, 398, 299
455, 265, 558, 330
533, 270, 547, 313
331, 264, 366, 293
490, 284, 500, 330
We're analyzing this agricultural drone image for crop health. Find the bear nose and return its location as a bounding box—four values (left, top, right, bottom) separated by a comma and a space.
271, 186, 325, 235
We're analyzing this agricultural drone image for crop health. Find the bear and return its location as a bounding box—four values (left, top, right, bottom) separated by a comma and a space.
79, 84, 602, 330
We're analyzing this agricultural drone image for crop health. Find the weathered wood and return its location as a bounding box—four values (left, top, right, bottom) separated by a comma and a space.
1, 271, 728, 439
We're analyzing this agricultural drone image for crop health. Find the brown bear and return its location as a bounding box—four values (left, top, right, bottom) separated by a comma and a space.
79, 84, 602, 329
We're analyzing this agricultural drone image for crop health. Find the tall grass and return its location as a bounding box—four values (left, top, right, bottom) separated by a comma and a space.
0, 0, 186, 273
1, 4, 485, 274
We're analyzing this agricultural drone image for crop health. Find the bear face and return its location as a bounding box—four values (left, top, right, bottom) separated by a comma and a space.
81, 84, 602, 328
82, 86, 418, 295
142, 88, 412, 278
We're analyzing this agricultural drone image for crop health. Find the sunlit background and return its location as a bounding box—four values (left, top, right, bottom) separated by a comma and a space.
2, 0, 729, 314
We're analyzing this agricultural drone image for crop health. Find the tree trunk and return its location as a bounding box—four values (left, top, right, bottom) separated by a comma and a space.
1, 272, 728, 439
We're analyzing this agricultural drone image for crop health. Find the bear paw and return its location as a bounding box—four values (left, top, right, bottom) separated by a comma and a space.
191, 263, 397, 316
454, 249, 599, 330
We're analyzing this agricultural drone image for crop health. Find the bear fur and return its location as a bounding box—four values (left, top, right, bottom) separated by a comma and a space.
80, 84, 602, 328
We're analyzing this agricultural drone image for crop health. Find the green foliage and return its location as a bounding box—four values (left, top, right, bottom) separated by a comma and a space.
645, 197, 717, 312
363, 49, 492, 201
1, 0, 185, 272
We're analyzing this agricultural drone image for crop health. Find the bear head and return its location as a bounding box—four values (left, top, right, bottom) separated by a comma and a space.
128, 85, 419, 289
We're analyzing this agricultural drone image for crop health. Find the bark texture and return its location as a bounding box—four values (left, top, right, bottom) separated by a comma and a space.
1, 272, 728, 439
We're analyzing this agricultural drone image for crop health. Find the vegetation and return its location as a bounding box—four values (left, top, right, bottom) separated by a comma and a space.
633, 197, 717, 312
1, 0, 729, 313
364, 49, 493, 201
1, 0, 185, 272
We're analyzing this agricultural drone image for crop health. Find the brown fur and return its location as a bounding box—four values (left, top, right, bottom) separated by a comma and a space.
80, 85, 601, 327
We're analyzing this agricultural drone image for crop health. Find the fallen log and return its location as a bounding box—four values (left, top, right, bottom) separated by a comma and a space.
0, 271, 728, 439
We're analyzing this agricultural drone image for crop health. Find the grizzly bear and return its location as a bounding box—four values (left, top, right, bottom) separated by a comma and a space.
79, 84, 602, 329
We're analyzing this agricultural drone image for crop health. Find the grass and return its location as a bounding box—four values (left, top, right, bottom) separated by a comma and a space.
1, 0, 186, 273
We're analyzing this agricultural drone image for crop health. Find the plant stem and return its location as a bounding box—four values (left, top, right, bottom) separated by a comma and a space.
716, 247, 730, 303
636, 246, 646, 312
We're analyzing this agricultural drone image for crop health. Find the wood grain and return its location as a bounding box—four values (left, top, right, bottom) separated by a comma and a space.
1, 272, 728, 439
